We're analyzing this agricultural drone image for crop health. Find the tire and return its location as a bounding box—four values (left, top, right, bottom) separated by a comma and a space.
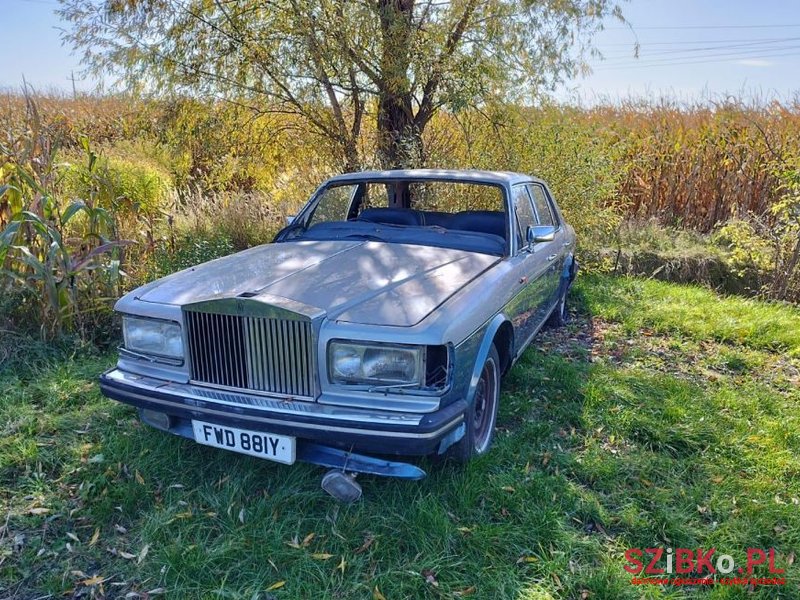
444, 345, 501, 463
546, 281, 569, 328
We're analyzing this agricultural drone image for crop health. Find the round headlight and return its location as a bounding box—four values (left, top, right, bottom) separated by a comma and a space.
332, 345, 362, 378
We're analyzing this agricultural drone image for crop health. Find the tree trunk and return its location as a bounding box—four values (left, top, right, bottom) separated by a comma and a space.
376, 0, 423, 169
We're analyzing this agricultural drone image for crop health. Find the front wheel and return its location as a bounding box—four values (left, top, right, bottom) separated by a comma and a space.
444, 345, 501, 463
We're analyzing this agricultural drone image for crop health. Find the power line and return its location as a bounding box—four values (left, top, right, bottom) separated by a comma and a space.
594, 49, 800, 71
601, 36, 800, 47
607, 24, 800, 30
600, 37, 800, 61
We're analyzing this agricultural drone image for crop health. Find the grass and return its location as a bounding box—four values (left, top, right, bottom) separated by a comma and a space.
1, 274, 799, 599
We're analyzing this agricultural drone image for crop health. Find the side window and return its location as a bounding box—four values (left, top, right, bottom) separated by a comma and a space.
512, 185, 536, 250
527, 184, 556, 227
308, 184, 357, 227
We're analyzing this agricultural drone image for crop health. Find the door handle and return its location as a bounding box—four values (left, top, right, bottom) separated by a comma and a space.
547, 254, 557, 261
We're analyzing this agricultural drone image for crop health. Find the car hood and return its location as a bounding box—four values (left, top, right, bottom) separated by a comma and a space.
136, 240, 499, 327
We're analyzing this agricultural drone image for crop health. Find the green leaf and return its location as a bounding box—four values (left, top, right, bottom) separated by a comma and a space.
62, 200, 88, 224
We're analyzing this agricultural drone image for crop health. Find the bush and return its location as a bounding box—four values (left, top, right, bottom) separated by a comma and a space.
60, 140, 174, 218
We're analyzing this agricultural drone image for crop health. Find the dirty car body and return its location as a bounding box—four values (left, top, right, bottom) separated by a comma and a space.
100, 170, 577, 479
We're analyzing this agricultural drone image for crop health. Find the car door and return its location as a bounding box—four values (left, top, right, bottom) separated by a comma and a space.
506, 184, 551, 353
527, 183, 564, 310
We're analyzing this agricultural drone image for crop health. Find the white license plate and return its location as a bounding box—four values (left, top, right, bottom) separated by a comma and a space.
191, 420, 296, 465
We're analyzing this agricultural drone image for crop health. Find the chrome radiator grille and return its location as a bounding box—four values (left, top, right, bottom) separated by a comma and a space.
184, 311, 316, 398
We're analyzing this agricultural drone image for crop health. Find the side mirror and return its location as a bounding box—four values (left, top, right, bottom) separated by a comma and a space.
286, 215, 296, 226
525, 225, 556, 250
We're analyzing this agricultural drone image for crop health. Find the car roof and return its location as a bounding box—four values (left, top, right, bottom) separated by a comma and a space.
326, 169, 542, 186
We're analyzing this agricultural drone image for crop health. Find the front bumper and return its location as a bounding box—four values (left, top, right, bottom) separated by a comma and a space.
99, 368, 465, 456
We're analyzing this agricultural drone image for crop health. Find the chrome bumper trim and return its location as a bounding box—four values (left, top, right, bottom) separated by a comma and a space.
103, 369, 447, 434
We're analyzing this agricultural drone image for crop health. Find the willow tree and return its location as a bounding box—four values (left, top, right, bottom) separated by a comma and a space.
58, 0, 622, 169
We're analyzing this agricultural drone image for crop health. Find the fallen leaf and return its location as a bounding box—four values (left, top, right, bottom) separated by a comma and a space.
454, 587, 476, 596
517, 556, 538, 564
115, 524, 128, 534
788, 552, 795, 566
286, 535, 301, 549
89, 528, 100, 546
373, 586, 387, 600
238, 508, 246, 524
138, 544, 150, 564
135, 470, 144, 485
88, 454, 105, 464
501, 486, 515, 493
302, 532, 315, 547
354, 533, 374, 554
457, 526, 473, 534
311, 553, 334, 560
421, 569, 438, 587
337, 556, 346, 575
71, 570, 88, 578
266, 581, 286, 591
147, 588, 166, 595
67, 532, 80, 543
581, 590, 590, 599
28, 507, 50, 515
81, 575, 106, 586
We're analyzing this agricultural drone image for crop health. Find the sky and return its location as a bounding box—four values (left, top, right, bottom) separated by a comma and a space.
1, 0, 798, 104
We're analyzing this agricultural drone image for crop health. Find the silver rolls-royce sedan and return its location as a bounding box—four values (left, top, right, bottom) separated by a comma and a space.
100, 169, 577, 488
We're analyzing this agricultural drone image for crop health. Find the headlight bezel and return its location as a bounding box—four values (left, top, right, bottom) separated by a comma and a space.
328, 340, 426, 388
122, 315, 184, 361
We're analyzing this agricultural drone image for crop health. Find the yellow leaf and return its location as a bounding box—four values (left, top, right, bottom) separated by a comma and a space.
457, 526, 473, 534
311, 553, 334, 560
135, 470, 145, 485
501, 486, 515, 493
80, 575, 105, 586
266, 581, 286, 591
337, 556, 346, 575
517, 555, 538, 564
302, 532, 315, 547
118, 550, 136, 559
89, 528, 100, 546
373, 586, 387, 600
454, 587, 476, 596
138, 544, 150, 564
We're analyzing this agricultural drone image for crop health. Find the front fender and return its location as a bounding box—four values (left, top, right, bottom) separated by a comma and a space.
465, 313, 510, 407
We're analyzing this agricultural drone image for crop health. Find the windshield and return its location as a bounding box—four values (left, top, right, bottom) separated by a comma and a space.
283, 180, 508, 256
